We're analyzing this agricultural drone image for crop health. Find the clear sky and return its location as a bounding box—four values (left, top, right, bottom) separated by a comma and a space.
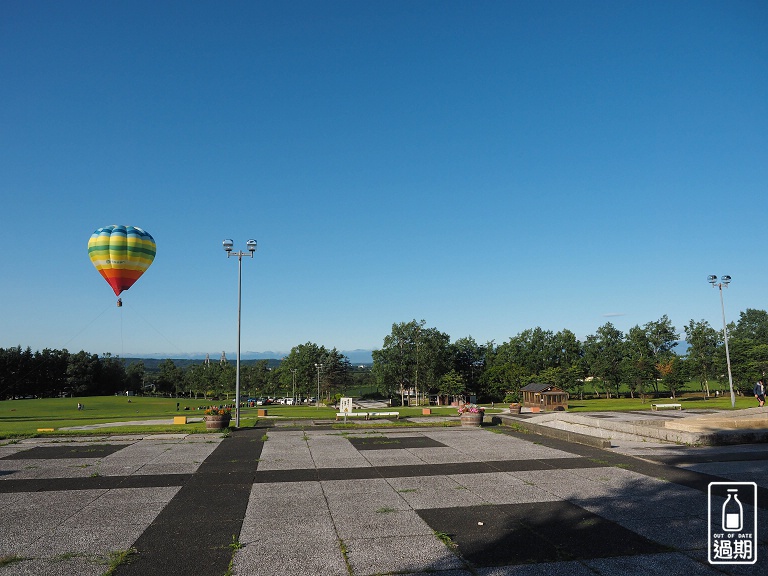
2, 1, 766, 358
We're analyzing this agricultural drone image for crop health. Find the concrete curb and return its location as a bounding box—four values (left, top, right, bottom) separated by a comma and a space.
501, 410, 768, 446
497, 414, 612, 449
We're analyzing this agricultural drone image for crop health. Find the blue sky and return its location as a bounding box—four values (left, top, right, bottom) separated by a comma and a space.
2, 1, 766, 358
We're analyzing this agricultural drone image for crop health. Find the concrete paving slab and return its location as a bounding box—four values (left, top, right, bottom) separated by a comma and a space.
2, 422, 767, 575
385, 475, 488, 510
447, 472, 562, 505
27, 522, 147, 558
0, 555, 110, 576
359, 448, 436, 466
344, 533, 466, 575
584, 551, 725, 576
476, 560, 595, 575
333, 508, 435, 540
236, 501, 347, 576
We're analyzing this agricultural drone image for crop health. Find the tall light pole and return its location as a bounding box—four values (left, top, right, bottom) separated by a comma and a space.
223, 238, 257, 428
290, 368, 297, 404
314, 363, 323, 409
708, 275, 735, 408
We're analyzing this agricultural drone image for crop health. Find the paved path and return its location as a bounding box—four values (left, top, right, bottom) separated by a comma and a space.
0, 422, 766, 575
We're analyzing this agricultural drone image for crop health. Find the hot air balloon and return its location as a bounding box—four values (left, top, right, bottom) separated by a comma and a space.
88, 225, 156, 306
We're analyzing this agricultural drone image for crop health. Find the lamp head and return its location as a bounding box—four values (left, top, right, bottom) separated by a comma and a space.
721, 275, 731, 286
707, 275, 717, 285
247, 239, 257, 253
223, 239, 234, 253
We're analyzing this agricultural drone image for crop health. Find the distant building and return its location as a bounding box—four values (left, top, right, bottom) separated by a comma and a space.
520, 383, 568, 411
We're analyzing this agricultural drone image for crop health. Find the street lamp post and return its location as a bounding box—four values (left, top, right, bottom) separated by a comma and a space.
223, 238, 257, 428
290, 369, 297, 405
314, 363, 323, 408
708, 275, 735, 409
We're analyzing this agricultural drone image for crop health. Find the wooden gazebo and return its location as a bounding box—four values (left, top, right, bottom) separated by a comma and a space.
520, 383, 568, 412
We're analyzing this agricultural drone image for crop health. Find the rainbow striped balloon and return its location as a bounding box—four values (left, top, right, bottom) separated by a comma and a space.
88, 225, 156, 297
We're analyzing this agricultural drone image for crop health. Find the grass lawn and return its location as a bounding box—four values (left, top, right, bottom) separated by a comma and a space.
0, 396, 222, 438
0, 393, 757, 438
0, 396, 467, 437
567, 393, 757, 412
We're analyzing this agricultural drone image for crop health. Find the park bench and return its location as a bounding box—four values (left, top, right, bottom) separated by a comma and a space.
366, 411, 400, 420
336, 412, 367, 420
335, 411, 400, 421
651, 403, 682, 411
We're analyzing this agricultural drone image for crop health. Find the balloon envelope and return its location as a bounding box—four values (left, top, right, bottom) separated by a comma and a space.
88, 225, 156, 297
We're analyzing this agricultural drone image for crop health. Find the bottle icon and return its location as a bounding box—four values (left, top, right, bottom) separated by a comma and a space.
722, 489, 743, 532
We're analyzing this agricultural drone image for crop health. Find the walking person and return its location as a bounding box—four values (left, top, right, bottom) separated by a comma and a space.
754, 379, 766, 408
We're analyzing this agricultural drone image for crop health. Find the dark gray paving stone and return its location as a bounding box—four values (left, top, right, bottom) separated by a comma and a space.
2, 444, 128, 460
348, 436, 447, 450
114, 429, 265, 576
643, 452, 768, 465
417, 501, 670, 567
0, 474, 190, 493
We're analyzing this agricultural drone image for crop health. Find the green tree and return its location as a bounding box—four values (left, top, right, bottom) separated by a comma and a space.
657, 356, 686, 398
241, 360, 272, 398
644, 315, 680, 392
95, 353, 126, 396
322, 348, 353, 400
156, 359, 183, 396
496, 327, 556, 375
280, 342, 326, 400
437, 369, 465, 403
183, 364, 206, 399
125, 360, 146, 393
684, 319, 720, 396
479, 363, 531, 402
372, 320, 450, 406
731, 309, 768, 342
584, 323, 626, 398
625, 325, 655, 400
66, 350, 100, 396
729, 309, 768, 392
450, 336, 488, 396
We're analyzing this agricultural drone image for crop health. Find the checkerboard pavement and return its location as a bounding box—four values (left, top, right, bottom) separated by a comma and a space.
233, 427, 767, 575
0, 425, 766, 575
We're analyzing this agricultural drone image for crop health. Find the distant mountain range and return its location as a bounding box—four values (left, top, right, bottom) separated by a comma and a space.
127, 349, 375, 365
124, 342, 690, 367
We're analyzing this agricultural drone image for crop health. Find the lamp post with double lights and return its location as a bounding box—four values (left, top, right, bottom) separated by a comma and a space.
314, 363, 323, 409
223, 238, 257, 428
290, 369, 297, 405
708, 275, 735, 408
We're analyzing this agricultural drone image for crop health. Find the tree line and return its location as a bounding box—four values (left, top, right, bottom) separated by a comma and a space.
0, 343, 367, 401
371, 310, 768, 403
3, 308, 768, 402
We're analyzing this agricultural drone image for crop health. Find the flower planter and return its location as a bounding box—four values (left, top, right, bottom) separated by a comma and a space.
460, 413, 483, 427
205, 415, 231, 430
509, 403, 521, 414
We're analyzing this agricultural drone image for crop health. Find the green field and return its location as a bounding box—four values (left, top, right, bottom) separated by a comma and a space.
0, 396, 467, 438
0, 393, 757, 438
567, 394, 757, 412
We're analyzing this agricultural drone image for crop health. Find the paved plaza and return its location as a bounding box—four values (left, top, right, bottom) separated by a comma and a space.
0, 421, 766, 575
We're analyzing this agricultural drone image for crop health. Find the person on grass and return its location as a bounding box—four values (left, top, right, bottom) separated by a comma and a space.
754, 379, 766, 408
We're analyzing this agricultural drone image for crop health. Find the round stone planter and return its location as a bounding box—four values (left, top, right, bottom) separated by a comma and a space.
460, 413, 483, 427
205, 415, 231, 430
